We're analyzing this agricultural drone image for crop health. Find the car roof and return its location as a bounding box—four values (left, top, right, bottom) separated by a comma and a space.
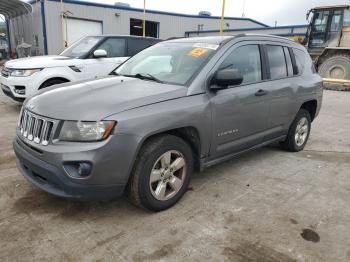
166, 34, 299, 46
166, 36, 234, 45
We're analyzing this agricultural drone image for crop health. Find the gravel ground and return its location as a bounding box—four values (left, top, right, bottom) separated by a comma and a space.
0, 90, 349, 261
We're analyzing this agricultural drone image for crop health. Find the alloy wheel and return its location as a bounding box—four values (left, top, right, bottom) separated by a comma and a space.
149, 150, 187, 201
295, 117, 309, 147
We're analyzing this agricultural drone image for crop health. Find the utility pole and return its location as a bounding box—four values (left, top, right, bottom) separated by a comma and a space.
143, 0, 146, 37
61, 0, 65, 48
220, 0, 226, 36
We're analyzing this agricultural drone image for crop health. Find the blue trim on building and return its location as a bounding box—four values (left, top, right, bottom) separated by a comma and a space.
5, 19, 11, 54
33, 0, 269, 28
185, 24, 308, 34
274, 33, 306, 37
40, 0, 48, 55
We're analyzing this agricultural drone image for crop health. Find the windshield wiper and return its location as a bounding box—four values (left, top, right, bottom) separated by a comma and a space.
121, 73, 164, 84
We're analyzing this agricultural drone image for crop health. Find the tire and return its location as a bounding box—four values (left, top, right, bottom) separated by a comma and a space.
318, 54, 350, 90
39, 79, 68, 89
280, 109, 311, 152
127, 135, 193, 212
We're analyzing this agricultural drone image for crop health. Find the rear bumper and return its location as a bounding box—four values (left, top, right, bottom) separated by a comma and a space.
13, 138, 126, 200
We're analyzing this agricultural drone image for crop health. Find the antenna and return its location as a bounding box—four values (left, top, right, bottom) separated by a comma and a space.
242, 0, 246, 18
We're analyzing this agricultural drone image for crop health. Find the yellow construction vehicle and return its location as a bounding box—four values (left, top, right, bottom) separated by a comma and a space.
303, 5, 350, 85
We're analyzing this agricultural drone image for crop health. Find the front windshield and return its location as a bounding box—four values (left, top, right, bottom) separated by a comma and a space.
115, 42, 218, 85
60, 36, 103, 58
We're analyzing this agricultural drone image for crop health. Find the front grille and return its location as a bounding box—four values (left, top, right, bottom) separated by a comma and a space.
1, 67, 11, 78
18, 109, 54, 146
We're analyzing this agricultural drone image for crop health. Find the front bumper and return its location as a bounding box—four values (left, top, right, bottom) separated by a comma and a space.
1, 84, 24, 102
0, 74, 40, 100
13, 133, 140, 200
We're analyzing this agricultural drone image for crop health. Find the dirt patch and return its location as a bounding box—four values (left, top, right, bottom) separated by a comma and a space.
94, 231, 126, 248
290, 218, 298, 224
301, 229, 320, 243
299, 151, 350, 164
222, 241, 296, 262
0, 152, 16, 169
132, 240, 181, 262
12, 189, 68, 215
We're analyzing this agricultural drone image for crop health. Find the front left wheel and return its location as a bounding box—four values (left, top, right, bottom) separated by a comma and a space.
127, 135, 193, 211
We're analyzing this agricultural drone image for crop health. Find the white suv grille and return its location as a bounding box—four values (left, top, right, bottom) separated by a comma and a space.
18, 109, 54, 146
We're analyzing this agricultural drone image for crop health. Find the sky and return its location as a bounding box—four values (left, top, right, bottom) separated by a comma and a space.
79, 0, 349, 26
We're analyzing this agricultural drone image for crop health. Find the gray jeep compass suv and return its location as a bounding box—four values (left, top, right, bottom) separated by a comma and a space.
13, 35, 323, 211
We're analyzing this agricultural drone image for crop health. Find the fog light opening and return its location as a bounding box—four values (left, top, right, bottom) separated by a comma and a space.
64, 162, 93, 179
78, 162, 92, 177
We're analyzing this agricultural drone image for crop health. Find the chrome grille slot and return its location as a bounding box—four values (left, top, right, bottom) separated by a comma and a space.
27, 116, 35, 140
18, 109, 55, 146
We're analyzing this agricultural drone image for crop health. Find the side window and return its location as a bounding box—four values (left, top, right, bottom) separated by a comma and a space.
344, 10, 350, 27
330, 11, 342, 32
97, 38, 126, 57
266, 45, 287, 79
219, 45, 262, 84
128, 39, 152, 56
293, 49, 304, 75
293, 48, 315, 75
283, 47, 293, 76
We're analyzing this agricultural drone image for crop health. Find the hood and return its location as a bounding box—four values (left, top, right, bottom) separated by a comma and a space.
25, 76, 188, 120
5, 55, 79, 69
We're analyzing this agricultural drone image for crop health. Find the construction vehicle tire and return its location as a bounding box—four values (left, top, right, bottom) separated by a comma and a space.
318, 54, 350, 91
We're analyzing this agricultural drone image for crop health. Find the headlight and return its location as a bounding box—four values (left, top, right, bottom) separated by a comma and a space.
58, 121, 115, 142
10, 68, 42, 77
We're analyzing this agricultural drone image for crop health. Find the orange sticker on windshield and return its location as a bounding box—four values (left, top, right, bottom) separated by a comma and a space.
187, 47, 209, 58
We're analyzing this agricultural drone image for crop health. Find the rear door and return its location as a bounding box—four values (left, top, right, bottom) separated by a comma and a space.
83, 37, 128, 79
262, 44, 298, 140
209, 43, 271, 158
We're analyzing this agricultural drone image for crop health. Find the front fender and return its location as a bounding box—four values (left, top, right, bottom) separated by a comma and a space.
105, 94, 212, 162
37, 67, 76, 87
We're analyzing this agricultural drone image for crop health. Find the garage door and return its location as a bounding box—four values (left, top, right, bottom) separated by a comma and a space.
65, 18, 102, 46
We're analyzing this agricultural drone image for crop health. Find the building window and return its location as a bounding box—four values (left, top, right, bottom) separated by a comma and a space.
130, 18, 159, 38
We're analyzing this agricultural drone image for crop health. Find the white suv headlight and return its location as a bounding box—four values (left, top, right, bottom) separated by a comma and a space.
10, 68, 42, 77
58, 121, 116, 142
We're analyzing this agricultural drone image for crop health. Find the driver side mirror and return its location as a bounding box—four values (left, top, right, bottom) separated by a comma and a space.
211, 68, 243, 90
93, 49, 107, 58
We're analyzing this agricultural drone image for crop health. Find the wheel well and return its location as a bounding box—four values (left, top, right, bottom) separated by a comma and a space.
39, 77, 70, 89
301, 100, 317, 121
142, 127, 201, 171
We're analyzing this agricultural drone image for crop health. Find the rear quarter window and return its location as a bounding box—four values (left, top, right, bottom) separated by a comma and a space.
293, 48, 315, 75
128, 39, 154, 56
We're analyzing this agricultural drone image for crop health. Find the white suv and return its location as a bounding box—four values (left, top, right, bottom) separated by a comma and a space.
1, 35, 160, 101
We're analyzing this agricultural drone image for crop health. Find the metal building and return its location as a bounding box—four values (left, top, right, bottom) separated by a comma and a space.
6, 0, 269, 56
185, 25, 308, 40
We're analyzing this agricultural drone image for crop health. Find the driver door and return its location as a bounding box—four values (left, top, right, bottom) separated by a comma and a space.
83, 37, 128, 80
209, 43, 271, 159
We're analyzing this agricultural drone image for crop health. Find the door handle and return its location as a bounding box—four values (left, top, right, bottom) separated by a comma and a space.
255, 89, 267, 96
